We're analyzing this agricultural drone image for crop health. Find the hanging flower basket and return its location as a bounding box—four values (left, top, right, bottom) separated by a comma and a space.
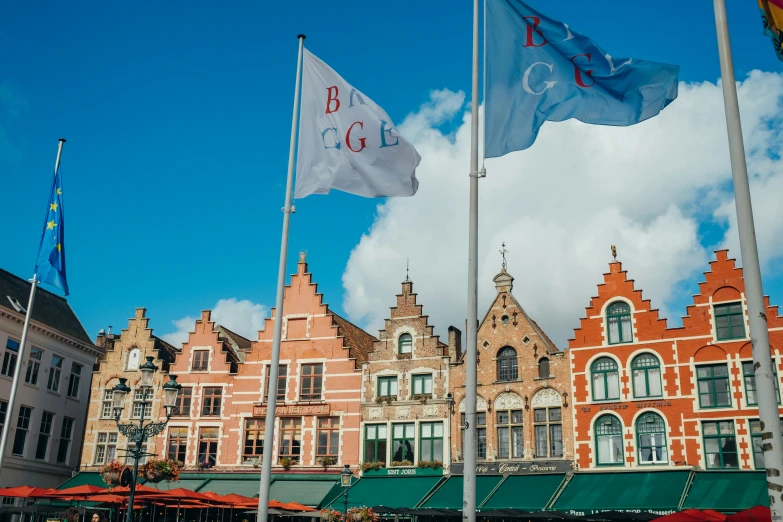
321, 509, 343, 522
139, 458, 181, 483
100, 461, 129, 487
347, 507, 379, 522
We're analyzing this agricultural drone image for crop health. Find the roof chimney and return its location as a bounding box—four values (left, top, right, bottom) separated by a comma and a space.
299, 250, 307, 263
448, 326, 462, 362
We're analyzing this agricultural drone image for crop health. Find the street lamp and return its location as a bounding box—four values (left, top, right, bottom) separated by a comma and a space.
340, 464, 352, 519
111, 357, 180, 522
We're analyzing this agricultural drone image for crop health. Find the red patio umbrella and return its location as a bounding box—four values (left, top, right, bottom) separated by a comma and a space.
154, 487, 214, 503
728, 507, 771, 522
700, 510, 728, 521
0, 486, 55, 498
42, 485, 105, 500
653, 511, 710, 522
87, 494, 145, 509
96, 485, 167, 496
282, 501, 317, 512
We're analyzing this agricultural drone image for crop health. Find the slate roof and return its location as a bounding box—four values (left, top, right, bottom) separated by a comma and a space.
0, 268, 93, 346
216, 324, 252, 365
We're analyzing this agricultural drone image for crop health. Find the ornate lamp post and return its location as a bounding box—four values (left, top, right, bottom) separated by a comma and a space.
111, 356, 181, 522
339, 464, 352, 519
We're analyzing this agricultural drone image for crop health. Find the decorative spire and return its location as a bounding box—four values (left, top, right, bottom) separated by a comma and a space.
406, 258, 410, 282
499, 242, 508, 270
611, 244, 617, 261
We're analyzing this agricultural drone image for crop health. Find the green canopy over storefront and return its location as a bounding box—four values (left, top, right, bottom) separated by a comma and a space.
421, 475, 503, 509
682, 472, 767, 512
56, 472, 106, 489
552, 471, 691, 514
482, 475, 566, 511
324, 477, 443, 510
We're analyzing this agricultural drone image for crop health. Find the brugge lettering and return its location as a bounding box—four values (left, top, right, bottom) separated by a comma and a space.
450, 461, 572, 476
252, 404, 331, 417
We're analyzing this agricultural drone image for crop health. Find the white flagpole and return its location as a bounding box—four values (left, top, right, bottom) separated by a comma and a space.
0, 138, 65, 476
256, 34, 305, 522
463, 0, 480, 521
712, 1, 783, 518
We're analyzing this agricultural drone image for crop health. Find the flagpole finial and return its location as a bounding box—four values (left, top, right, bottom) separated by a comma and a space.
297, 34, 306, 40
611, 245, 617, 261
58, 138, 66, 143
499, 242, 508, 270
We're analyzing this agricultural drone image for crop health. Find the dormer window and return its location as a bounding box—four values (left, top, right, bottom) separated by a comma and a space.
606, 302, 632, 345
398, 333, 413, 355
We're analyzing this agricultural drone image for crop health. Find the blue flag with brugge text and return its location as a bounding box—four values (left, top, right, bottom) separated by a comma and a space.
485, 0, 680, 158
34, 164, 69, 295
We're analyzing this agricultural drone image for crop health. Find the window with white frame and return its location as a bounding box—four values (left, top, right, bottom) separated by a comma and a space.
1, 339, 20, 378
47, 355, 63, 392
25, 347, 42, 385
398, 333, 413, 355
412, 374, 433, 397
636, 412, 668, 464
56, 417, 74, 464
101, 389, 114, 418
35, 411, 54, 460
132, 389, 152, 418
67, 363, 82, 398
12, 406, 32, 456
94, 432, 118, 464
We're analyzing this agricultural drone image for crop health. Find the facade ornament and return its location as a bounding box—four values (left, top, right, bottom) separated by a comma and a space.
368, 408, 383, 420
494, 391, 524, 410
531, 387, 562, 407
458, 396, 488, 413
396, 406, 411, 419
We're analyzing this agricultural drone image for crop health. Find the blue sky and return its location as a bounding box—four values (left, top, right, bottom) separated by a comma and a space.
1, 1, 781, 346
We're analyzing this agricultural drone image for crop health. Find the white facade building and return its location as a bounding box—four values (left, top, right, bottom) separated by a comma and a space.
0, 268, 101, 488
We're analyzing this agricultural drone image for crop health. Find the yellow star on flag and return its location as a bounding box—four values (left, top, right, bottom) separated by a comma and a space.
56, 188, 62, 195
50, 203, 58, 212
47, 220, 57, 230
56, 244, 62, 252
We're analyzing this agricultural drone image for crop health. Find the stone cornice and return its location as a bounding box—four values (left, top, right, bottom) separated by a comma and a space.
0, 307, 103, 357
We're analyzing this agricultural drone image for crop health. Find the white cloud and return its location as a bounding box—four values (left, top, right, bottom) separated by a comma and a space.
342, 71, 783, 347
161, 298, 267, 346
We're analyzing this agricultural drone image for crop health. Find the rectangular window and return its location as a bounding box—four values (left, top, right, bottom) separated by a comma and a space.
131, 389, 153, 418
278, 418, 302, 462
0, 400, 7, 429
101, 390, 114, 418
126, 443, 148, 465
697, 364, 731, 408
264, 365, 287, 402
201, 387, 222, 416
94, 432, 118, 464
12, 406, 32, 456
1, 338, 20, 378
461, 413, 487, 460
751, 420, 764, 470
243, 419, 264, 460
743, 361, 781, 406
412, 374, 433, 396
703, 420, 738, 469
25, 347, 42, 385
57, 417, 74, 464
496, 410, 523, 459
300, 363, 323, 401
47, 355, 63, 392
167, 427, 188, 463
714, 303, 745, 340
392, 423, 415, 462
316, 417, 340, 457
364, 424, 387, 464
198, 427, 219, 466
173, 387, 192, 417
35, 411, 54, 460
534, 407, 563, 458
192, 350, 209, 371
420, 422, 444, 462
378, 376, 398, 398
67, 364, 82, 398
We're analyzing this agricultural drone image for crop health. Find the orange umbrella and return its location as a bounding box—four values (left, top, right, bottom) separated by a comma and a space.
154, 487, 214, 503
42, 485, 104, 500
97, 485, 167, 496
88, 494, 145, 509
0, 486, 55, 498
282, 501, 316, 512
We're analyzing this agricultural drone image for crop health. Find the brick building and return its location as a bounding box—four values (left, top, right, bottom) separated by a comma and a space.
569, 250, 783, 471
450, 264, 574, 473
359, 279, 456, 476
81, 308, 177, 471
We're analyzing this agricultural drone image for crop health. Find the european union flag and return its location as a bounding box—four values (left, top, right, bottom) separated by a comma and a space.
34, 165, 68, 295
485, 0, 680, 158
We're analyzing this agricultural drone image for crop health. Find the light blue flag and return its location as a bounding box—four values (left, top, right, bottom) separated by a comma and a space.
34, 165, 69, 295
485, 0, 680, 158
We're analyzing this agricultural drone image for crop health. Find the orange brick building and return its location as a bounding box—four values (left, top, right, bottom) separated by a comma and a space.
153, 252, 375, 473
569, 250, 783, 471
450, 264, 574, 472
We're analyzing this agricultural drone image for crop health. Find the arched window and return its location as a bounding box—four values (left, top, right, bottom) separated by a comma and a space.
607, 302, 632, 345
591, 357, 620, 401
126, 348, 141, 371
398, 333, 412, 355
497, 347, 518, 382
595, 415, 624, 466
538, 357, 550, 379
636, 412, 668, 464
632, 354, 662, 398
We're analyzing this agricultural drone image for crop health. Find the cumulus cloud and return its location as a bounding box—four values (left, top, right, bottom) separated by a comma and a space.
342, 71, 783, 347
161, 298, 267, 346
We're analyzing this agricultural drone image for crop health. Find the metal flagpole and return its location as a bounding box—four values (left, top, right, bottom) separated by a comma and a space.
712, 1, 783, 518
256, 34, 306, 522
463, 1, 480, 521
0, 138, 65, 476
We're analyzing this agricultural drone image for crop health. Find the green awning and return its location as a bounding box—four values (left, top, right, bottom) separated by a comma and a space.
200, 478, 261, 497
422, 476, 502, 509
57, 472, 105, 489
270, 479, 339, 506
326, 477, 442, 509
552, 471, 691, 514
482, 475, 565, 511
148, 479, 210, 491
683, 472, 768, 512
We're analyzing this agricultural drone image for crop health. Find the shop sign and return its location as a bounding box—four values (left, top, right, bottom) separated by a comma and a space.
580, 400, 673, 413
450, 460, 572, 475
362, 467, 443, 477
564, 509, 676, 516
253, 404, 331, 416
